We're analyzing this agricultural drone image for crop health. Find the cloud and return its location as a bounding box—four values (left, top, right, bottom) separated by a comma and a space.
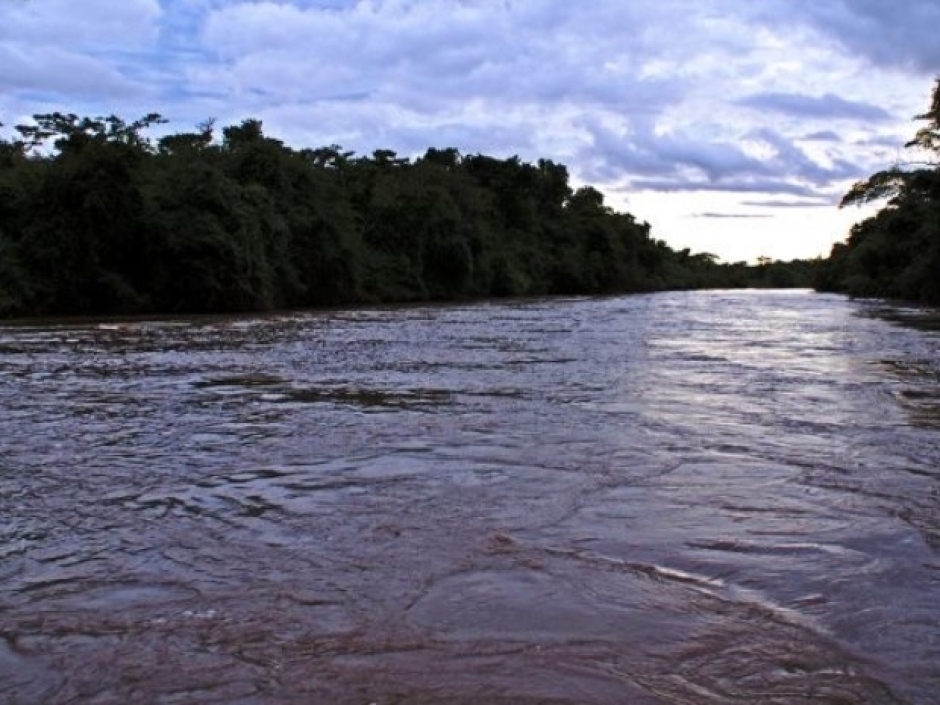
583, 118, 864, 199
0, 0, 160, 105
194, 0, 684, 115
628, 178, 823, 197
801, 130, 842, 142
781, 1, 940, 74
742, 198, 836, 208
855, 134, 907, 149
165, 0, 701, 169
0, 0, 933, 263
738, 92, 891, 121
257, 100, 557, 159
0, 0, 161, 47
694, 212, 773, 219
747, 128, 860, 185
0, 44, 143, 98
583, 117, 774, 181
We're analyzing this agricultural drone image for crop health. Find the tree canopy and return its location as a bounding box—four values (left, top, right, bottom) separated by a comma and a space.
0, 112, 816, 318
816, 78, 940, 304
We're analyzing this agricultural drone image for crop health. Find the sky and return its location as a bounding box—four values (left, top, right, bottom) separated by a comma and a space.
1, 0, 937, 263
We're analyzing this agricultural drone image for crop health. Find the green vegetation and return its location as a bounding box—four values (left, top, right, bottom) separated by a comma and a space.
816, 79, 940, 304
0, 112, 814, 318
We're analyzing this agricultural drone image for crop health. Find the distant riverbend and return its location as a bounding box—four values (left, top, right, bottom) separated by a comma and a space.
1, 289, 938, 704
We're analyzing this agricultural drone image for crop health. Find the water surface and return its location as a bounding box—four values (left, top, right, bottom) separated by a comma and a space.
1, 290, 938, 704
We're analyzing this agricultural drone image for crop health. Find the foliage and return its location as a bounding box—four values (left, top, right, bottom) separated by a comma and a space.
0, 113, 812, 318
818, 78, 940, 304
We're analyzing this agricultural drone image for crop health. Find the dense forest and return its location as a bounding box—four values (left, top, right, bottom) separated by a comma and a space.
0, 112, 816, 318
816, 78, 940, 304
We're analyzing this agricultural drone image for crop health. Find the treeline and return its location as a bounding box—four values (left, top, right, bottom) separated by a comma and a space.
816, 79, 940, 304
0, 112, 812, 318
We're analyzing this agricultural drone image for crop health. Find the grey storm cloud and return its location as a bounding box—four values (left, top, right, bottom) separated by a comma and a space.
747, 128, 861, 185
784, 0, 940, 73
801, 131, 842, 142
584, 119, 866, 197
585, 123, 768, 182
737, 92, 891, 122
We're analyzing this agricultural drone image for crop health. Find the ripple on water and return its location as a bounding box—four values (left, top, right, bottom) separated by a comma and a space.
0, 635, 61, 705
16, 579, 197, 612
409, 569, 648, 642
1, 291, 938, 704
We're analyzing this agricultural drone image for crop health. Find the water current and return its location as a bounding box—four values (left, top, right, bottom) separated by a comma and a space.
1, 289, 938, 704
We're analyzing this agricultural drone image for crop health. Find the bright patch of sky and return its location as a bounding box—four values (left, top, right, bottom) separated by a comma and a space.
0, 0, 934, 262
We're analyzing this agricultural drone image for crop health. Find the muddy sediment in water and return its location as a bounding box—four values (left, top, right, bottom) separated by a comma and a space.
1, 291, 937, 703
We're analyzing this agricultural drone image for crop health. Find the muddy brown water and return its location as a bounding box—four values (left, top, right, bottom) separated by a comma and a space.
1, 290, 938, 704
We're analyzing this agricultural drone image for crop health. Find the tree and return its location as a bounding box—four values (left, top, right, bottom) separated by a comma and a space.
0, 109, 810, 318
821, 78, 940, 303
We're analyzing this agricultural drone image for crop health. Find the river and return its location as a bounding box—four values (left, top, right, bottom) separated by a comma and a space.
1, 289, 938, 704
